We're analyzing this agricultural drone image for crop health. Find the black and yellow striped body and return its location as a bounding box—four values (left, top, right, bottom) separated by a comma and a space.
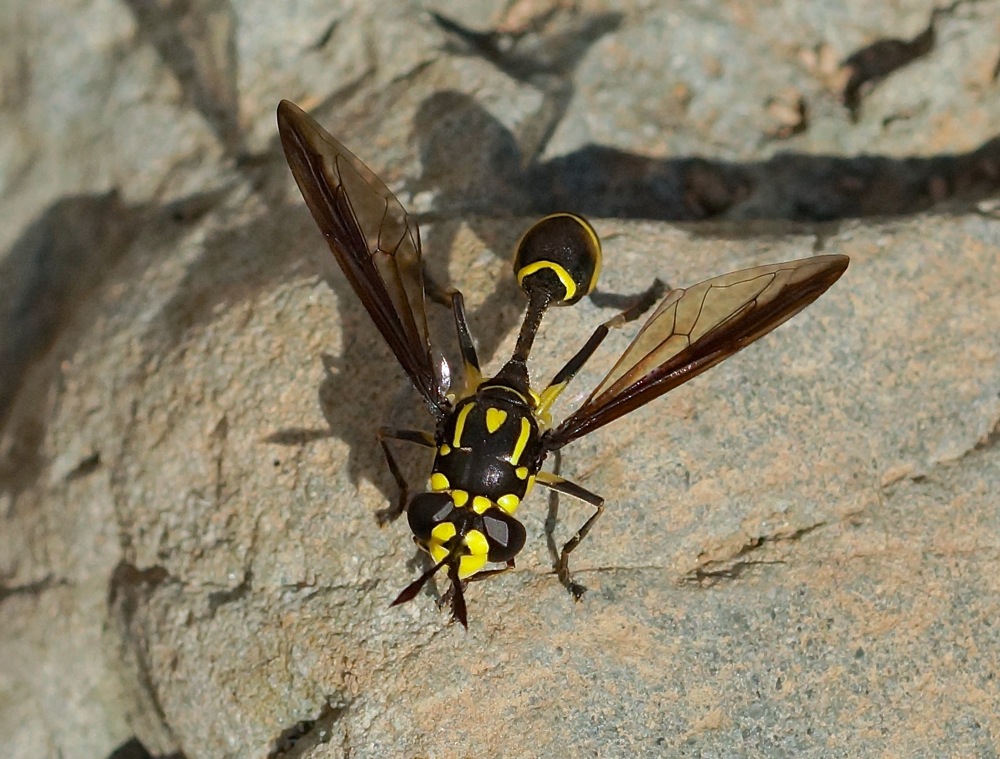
406, 214, 604, 583
432, 387, 541, 516
415, 386, 541, 579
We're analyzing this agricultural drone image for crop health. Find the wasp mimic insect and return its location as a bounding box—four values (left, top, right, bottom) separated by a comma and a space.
277, 100, 848, 628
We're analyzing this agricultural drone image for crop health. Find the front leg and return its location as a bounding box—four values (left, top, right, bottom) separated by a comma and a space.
536, 278, 666, 422
376, 426, 435, 524
424, 274, 483, 394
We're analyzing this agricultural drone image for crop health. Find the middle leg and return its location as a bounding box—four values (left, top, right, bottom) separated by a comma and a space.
536, 470, 606, 600
377, 426, 435, 524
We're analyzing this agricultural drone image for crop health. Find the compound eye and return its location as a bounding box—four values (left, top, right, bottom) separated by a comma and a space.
482, 509, 526, 562
407, 492, 455, 542
513, 213, 601, 306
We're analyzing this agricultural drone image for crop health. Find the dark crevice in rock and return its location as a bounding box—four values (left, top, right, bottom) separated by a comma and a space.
268, 701, 348, 759
0, 573, 70, 603
431, 8, 622, 82
123, 0, 242, 154
973, 417, 1000, 453
839, 0, 978, 121
106, 736, 188, 759
107, 562, 172, 611
311, 18, 338, 51
207, 569, 253, 614
841, 14, 937, 121
64, 451, 102, 482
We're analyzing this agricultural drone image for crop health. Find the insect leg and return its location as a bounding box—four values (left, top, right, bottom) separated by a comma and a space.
465, 559, 516, 583
438, 559, 515, 606
537, 278, 666, 419
433, 560, 516, 628
445, 289, 482, 392
424, 274, 483, 394
377, 427, 435, 524
536, 470, 605, 600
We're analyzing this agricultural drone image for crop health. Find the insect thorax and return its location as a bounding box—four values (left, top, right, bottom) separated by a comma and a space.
429, 387, 541, 516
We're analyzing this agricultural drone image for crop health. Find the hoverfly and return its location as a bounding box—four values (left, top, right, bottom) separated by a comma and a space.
277, 99, 848, 627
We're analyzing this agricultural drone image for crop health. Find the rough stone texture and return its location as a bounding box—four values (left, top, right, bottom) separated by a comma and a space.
1, 1, 998, 758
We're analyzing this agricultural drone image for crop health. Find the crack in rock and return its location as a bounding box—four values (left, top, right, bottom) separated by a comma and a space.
684, 522, 827, 587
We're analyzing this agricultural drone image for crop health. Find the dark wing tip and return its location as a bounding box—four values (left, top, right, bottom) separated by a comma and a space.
276, 100, 318, 158
276, 98, 303, 125
275, 99, 298, 135
801, 253, 851, 302
820, 253, 850, 278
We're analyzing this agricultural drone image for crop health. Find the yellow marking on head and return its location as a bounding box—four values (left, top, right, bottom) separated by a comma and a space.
428, 522, 457, 564
472, 495, 492, 514
526, 474, 536, 496
429, 472, 450, 491
439, 444, 451, 456
516, 260, 577, 302
452, 489, 469, 508
515, 466, 528, 480
452, 402, 475, 448
509, 417, 532, 465
485, 407, 508, 434
497, 493, 520, 514
458, 529, 490, 579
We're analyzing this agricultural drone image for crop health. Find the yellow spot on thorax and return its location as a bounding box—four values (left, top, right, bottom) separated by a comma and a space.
485, 407, 508, 434
430, 472, 450, 491
510, 417, 532, 465
452, 402, 475, 448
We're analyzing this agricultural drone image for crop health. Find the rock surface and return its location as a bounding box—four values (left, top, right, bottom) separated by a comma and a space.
1, 1, 998, 758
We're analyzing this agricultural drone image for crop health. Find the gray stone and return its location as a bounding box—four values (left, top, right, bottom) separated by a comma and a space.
2, 1, 998, 758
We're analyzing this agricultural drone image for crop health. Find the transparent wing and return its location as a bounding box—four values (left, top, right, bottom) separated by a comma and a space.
277, 100, 446, 413
545, 255, 849, 448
